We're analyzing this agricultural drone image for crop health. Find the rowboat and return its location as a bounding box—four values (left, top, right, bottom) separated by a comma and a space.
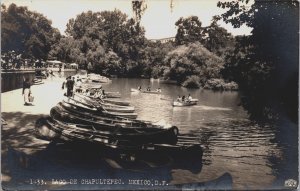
35, 117, 203, 166
104, 91, 121, 98
101, 102, 134, 110
62, 98, 138, 119
74, 94, 134, 113
56, 102, 160, 128
131, 88, 140, 92
103, 106, 134, 113
173, 99, 198, 107
141, 90, 161, 94
36, 117, 179, 146
102, 110, 137, 119
102, 99, 131, 106
51, 105, 173, 132
51, 104, 142, 128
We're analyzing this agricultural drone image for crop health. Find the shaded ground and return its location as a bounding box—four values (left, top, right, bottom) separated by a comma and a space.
1, 111, 231, 190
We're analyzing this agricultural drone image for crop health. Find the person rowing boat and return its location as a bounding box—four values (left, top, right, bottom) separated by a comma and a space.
187, 94, 192, 102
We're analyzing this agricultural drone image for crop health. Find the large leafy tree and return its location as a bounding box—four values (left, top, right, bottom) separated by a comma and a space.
56, 9, 147, 77
175, 16, 204, 45
143, 41, 175, 78
174, 15, 235, 59
1, 3, 60, 59
202, 17, 235, 57
218, 0, 299, 121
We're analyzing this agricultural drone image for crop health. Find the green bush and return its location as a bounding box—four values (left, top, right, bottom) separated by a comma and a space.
182, 75, 201, 88
204, 78, 238, 90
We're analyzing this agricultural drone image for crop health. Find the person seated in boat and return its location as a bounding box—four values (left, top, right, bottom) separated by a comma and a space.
156, 88, 161, 92
138, 86, 142, 91
147, 87, 151, 91
182, 95, 186, 102
187, 94, 192, 102
176, 95, 181, 102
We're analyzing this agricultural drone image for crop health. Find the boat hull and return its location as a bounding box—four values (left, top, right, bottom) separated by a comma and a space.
173, 99, 199, 107
37, 117, 178, 146
131, 88, 140, 92
103, 99, 130, 106
56, 102, 165, 129
103, 106, 134, 113
51, 104, 142, 128
62, 99, 138, 119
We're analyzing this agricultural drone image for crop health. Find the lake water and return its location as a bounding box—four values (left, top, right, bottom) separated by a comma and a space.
2, 76, 297, 190
100, 78, 298, 190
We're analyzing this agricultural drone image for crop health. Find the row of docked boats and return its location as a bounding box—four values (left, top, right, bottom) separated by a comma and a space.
35, 90, 203, 161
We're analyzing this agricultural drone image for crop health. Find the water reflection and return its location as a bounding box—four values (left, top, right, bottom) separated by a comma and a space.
100, 78, 290, 189
3, 142, 203, 190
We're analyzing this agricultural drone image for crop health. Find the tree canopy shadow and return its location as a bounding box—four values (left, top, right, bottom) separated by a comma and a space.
2, 112, 205, 190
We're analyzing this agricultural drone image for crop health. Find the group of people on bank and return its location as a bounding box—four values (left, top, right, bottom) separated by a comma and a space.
61, 76, 106, 99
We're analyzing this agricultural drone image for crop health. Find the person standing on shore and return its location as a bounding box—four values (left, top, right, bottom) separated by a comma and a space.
22, 78, 31, 105
66, 76, 75, 97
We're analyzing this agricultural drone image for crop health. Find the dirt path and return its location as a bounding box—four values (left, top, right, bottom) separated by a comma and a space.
1, 77, 66, 189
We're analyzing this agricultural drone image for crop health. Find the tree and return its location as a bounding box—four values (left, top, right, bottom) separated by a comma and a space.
1, 3, 60, 59
132, 0, 147, 28
175, 16, 204, 45
164, 42, 224, 88
202, 17, 235, 57
218, 0, 299, 121
141, 40, 175, 78
61, 9, 147, 77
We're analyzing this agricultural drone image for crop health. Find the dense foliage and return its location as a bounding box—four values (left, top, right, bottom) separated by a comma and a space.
171, 16, 237, 90
163, 42, 237, 90
218, 0, 299, 121
49, 10, 149, 77
2, 3, 237, 90
1, 4, 60, 59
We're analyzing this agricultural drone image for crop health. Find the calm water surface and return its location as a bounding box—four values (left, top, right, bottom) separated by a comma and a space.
100, 78, 298, 190
3, 77, 297, 190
